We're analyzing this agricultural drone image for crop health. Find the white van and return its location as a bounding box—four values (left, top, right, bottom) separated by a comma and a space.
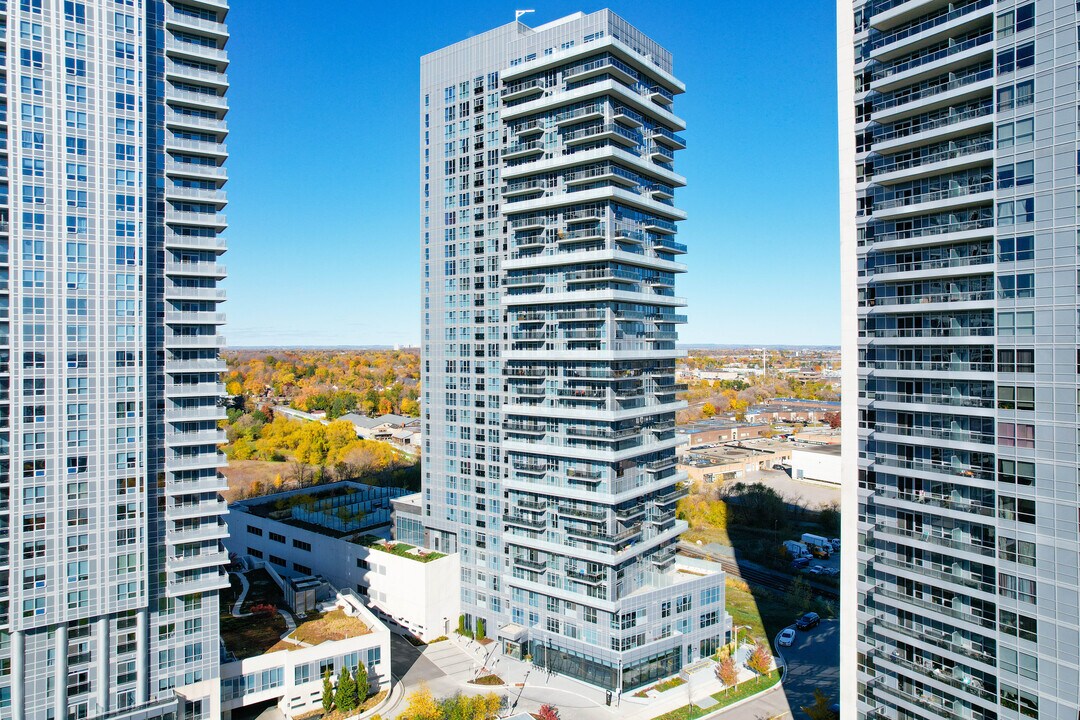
784, 540, 810, 558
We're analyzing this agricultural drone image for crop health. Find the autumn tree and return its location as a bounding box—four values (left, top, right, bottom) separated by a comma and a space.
403, 683, 441, 720
701, 402, 717, 418
538, 704, 560, 720
716, 655, 738, 687
747, 642, 773, 674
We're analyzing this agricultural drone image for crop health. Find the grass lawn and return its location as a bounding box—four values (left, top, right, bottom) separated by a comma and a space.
724, 577, 796, 651
649, 670, 782, 720
220, 611, 286, 659
280, 608, 371, 649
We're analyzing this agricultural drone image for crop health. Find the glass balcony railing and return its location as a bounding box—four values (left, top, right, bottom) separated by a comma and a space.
869, 0, 992, 51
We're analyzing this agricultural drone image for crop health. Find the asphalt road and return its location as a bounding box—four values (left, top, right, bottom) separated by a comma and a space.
776, 618, 840, 713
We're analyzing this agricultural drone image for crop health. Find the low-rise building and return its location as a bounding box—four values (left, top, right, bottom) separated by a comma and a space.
678, 439, 794, 483
790, 445, 842, 485
225, 482, 460, 641
675, 419, 772, 448
220, 576, 391, 720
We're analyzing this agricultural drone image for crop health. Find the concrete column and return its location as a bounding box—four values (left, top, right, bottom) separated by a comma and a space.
136, 608, 149, 704
95, 617, 109, 713
11, 630, 23, 720
54, 624, 68, 720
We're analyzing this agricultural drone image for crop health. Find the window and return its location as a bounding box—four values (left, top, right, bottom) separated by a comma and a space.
292, 539, 311, 552
997, 310, 1035, 335
997, 161, 1034, 189
1000, 683, 1039, 717
998, 535, 1036, 566
996, 80, 1034, 111
64, 1, 86, 22
699, 610, 719, 628
998, 235, 1034, 262
998, 386, 1035, 411
997, 3, 1034, 37
1001, 345, 1033, 375
998, 273, 1034, 298
246, 525, 262, 536
997, 41, 1035, 73
269, 531, 285, 544
269, 555, 286, 567
999, 495, 1036, 523
998, 422, 1035, 448
675, 594, 691, 613
998, 198, 1034, 225
1000, 609, 1038, 642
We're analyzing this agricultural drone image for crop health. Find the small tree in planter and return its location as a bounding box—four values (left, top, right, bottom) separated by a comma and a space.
354, 662, 369, 703
321, 669, 335, 715
336, 666, 357, 713
476, 617, 486, 641
747, 643, 773, 675
716, 655, 738, 688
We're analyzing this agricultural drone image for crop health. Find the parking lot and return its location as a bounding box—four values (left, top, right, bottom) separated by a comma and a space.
776, 618, 840, 712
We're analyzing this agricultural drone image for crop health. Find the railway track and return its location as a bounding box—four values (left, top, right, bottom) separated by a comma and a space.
676, 542, 840, 600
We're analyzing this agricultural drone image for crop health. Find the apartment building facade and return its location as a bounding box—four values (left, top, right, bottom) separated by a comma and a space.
420, 10, 728, 693
0, 1, 230, 717
840, 2, 1080, 720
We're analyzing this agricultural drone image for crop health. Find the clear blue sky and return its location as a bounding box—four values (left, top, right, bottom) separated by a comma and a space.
223, 1, 839, 347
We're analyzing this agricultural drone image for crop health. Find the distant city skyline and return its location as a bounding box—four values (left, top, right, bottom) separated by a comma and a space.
223, 1, 839, 347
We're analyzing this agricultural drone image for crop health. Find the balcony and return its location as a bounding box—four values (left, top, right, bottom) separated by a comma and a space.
870, 0, 991, 53
871, 31, 992, 84
644, 457, 676, 472
168, 452, 227, 470
501, 77, 549, 101
167, 549, 229, 573
872, 454, 993, 481
513, 556, 548, 572
871, 614, 995, 665
165, 260, 227, 277
873, 522, 995, 557
166, 429, 227, 446
865, 390, 993, 409
168, 210, 228, 228
563, 55, 638, 85
868, 421, 992, 445
165, 37, 228, 64
869, 584, 996, 628
864, 289, 989, 308
504, 513, 547, 530
169, 498, 228, 520
564, 566, 606, 584
873, 555, 995, 594
874, 181, 992, 213
873, 64, 992, 118
863, 217, 993, 247
168, 569, 229, 596
504, 139, 545, 159
167, 86, 229, 109
866, 253, 992, 277
562, 123, 641, 147
649, 126, 686, 149
874, 101, 992, 148
166, 381, 227, 397
165, 9, 229, 37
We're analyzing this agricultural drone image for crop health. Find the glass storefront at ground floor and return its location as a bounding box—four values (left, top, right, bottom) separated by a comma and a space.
531, 642, 683, 691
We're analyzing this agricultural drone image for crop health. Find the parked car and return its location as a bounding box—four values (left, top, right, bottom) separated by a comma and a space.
807, 565, 825, 575
829, 538, 841, 551
810, 545, 831, 559
796, 612, 821, 630
823, 567, 841, 577
790, 557, 811, 570
778, 628, 796, 647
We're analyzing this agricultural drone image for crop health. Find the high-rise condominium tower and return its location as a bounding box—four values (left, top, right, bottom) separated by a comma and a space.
840, 2, 1080, 720
420, 10, 727, 693
0, 1, 229, 718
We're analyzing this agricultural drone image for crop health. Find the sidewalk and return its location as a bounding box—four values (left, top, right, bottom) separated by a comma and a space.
444, 635, 780, 720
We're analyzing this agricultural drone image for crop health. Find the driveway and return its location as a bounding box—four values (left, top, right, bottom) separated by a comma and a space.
776, 619, 840, 712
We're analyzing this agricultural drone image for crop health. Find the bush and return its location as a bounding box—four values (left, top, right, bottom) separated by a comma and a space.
476, 617, 486, 640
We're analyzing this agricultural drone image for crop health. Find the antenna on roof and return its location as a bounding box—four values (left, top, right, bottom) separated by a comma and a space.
515, 9, 535, 23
